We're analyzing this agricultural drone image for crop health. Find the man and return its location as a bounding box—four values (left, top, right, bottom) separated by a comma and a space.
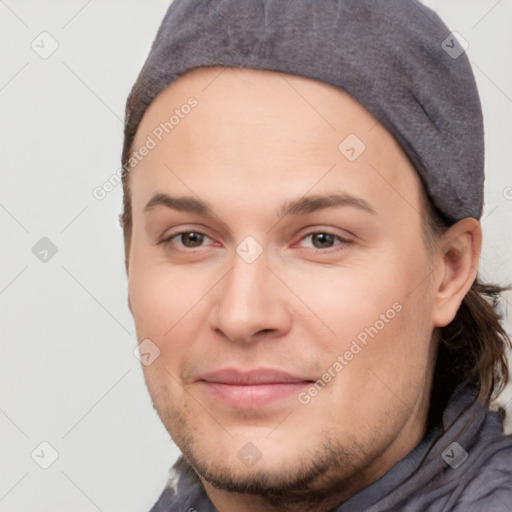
120, 1, 512, 510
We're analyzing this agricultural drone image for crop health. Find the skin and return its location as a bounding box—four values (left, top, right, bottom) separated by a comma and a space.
125, 66, 482, 512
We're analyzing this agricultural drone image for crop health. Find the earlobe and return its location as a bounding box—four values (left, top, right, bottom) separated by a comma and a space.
431, 218, 482, 328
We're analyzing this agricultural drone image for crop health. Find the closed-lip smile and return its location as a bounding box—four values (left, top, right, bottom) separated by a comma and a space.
198, 368, 314, 408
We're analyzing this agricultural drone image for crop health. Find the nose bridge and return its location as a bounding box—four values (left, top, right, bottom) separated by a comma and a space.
210, 245, 290, 342
222, 248, 271, 318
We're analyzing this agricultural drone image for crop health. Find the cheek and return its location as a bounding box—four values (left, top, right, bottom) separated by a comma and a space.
279, 258, 407, 344
128, 249, 222, 372
128, 260, 211, 401
289, 248, 433, 369
128, 253, 199, 340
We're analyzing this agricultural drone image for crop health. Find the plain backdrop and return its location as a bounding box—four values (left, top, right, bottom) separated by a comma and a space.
1, 1, 511, 510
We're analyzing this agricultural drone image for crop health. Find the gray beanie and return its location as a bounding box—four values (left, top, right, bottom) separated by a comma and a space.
122, 0, 484, 224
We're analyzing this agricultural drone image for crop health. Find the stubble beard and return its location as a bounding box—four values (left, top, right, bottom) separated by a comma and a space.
161, 405, 384, 512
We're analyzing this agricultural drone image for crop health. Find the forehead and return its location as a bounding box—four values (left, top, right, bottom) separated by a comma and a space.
134, 66, 381, 153
129, 66, 424, 224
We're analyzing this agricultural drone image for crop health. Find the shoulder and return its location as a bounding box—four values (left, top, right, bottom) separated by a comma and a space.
448, 422, 512, 511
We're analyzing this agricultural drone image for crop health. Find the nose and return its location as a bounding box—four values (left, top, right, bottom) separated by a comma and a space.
208, 247, 293, 344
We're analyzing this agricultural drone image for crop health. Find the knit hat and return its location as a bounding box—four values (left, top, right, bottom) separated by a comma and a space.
122, 0, 484, 224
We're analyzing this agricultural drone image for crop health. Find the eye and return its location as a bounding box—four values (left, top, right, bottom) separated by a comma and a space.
298, 231, 353, 250
160, 231, 214, 249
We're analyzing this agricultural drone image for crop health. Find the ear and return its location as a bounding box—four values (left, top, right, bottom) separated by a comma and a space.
431, 217, 482, 328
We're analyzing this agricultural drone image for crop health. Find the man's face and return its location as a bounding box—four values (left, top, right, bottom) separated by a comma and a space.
127, 67, 438, 503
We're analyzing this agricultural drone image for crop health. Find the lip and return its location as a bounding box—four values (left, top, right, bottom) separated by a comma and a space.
198, 368, 313, 409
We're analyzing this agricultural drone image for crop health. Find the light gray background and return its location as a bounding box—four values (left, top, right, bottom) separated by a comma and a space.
1, 1, 511, 510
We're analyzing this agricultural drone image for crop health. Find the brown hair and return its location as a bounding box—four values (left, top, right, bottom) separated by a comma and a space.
421, 194, 511, 426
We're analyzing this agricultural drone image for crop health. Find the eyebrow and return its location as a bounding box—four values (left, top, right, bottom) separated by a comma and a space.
278, 192, 376, 217
144, 193, 212, 215
143, 191, 377, 218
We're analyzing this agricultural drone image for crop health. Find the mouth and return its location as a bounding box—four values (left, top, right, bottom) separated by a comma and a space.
198, 368, 314, 409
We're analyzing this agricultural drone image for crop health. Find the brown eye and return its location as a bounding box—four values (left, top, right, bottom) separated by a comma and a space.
179, 232, 205, 248
311, 233, 336, 249
299, 231, 353, 251
160, 230, 213, 250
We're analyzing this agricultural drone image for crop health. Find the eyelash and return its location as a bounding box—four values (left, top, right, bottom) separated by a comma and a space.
159, 230, 353, 252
